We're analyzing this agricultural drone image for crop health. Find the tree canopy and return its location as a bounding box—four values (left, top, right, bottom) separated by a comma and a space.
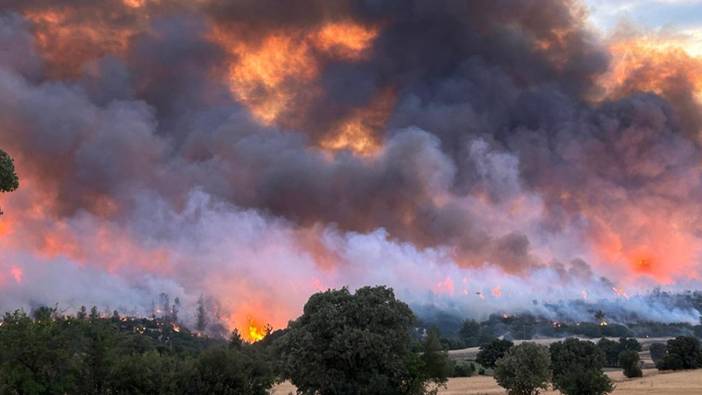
476, 338, 514, 369
550, 338, 613, 395
275, 286, 444, 395
494, 342, 551, 395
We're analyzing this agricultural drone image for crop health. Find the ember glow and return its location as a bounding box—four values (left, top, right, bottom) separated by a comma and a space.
1, 0, 702, 337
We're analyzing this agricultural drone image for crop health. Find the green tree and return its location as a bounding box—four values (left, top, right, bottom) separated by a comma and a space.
459, 319, 481, 347
619, 337, 641, 352
420, 328, 450, 388
0, 310, 79, 394
618, 350, 642, 378
550, 338, 613, 395
596, 338, 621, 367
275, 286, 439, 395
476, 339, 513, 369
108, 351, 183, 394
185, 347, 274, 395
657, 336, 702, 370
494, 342, 551, 395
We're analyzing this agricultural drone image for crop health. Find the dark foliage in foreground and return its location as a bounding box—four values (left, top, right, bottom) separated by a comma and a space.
0, 308, 274, 394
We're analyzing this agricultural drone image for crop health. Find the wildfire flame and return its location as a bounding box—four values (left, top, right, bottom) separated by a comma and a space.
247, 319, 267, 342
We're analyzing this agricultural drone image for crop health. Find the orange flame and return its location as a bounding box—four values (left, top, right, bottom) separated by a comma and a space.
247, 319, 267, 342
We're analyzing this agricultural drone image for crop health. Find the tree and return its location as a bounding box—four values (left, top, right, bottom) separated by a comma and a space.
420, 328, 450, 388
550, 338, 614, 395
275, 286, 441, 395
618, 350, 642, 378
476, 339, 513, 369
459, 319, 481, 347
0, 149, 19, 215
657, 336, 702, 370
649, 342, 667, 365
597, 337, 642, 367
596, 338, 621, 367
196, 294, 207, 333
184, 348, 274, 395
494, 342, 551, 395
619, 337, 641, 352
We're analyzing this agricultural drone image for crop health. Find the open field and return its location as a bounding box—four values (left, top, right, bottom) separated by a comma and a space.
272, 369, 702, 394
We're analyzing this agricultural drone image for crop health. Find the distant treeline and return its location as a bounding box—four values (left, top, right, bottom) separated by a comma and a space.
423, 312, 702, 350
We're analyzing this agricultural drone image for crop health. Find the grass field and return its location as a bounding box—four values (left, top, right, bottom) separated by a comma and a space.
272, 369, 702, 394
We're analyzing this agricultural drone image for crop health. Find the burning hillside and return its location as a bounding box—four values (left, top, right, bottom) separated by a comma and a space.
0, 0, 701, 337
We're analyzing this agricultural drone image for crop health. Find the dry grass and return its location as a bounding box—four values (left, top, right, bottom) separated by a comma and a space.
272, 369, 702, 394
441, 369, 702, 395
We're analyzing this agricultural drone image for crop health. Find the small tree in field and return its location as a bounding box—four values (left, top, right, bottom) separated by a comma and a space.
618, 350, 642, 378
476, 339, 513, 369
495, 342, 551, 395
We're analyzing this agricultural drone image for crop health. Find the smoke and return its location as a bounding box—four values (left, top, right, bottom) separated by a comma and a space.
1, 0, 701, 337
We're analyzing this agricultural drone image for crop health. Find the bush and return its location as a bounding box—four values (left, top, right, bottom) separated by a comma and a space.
494, 342, 551, 395
618, 350, 642, 378
476, 339, 514, 368
550, 338, 614, 395
451, 362, 475, 377
657, 336, 702, 370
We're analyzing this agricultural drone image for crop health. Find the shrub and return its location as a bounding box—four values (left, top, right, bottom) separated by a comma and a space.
451, 362, 475, 377
618, 350, 642, 378
494, 342, 551, 395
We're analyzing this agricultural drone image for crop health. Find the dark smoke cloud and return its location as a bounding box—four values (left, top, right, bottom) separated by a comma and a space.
0, 0, 701, 326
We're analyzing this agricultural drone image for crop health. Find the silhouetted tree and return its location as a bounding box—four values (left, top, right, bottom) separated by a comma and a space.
196, 294, 207, 333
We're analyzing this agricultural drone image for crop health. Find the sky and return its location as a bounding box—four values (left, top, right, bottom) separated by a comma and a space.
587, 0, 702, 55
